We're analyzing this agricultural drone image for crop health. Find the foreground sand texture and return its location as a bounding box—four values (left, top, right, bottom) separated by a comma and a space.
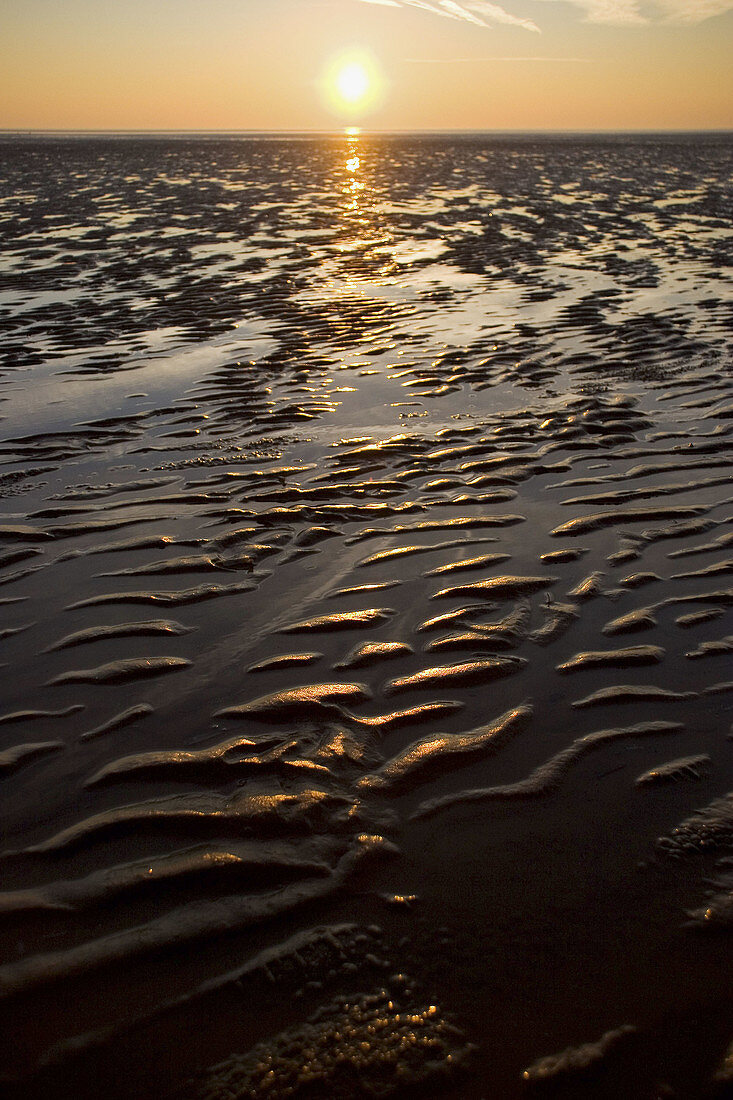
0, 133, 732, 1099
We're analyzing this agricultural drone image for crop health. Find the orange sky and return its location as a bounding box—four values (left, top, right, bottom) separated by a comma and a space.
1, 0, 731, 131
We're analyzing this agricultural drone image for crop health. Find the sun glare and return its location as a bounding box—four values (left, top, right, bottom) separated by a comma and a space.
336, 63, 369, 105
321, 51, 385, 121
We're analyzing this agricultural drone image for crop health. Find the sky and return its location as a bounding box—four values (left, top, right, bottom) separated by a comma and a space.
1, 0, 731, 131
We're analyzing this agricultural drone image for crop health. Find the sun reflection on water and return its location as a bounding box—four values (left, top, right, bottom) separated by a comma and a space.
343, 132, 365, 209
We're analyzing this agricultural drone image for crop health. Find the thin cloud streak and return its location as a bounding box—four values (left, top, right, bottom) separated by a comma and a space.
533, 0, 733, 23
532, 0, 647, 24
465, 0, 541, 30
653, 0, 733, 21
357, 0, 733, 28
404, 55, 592, 60
440, 0, 486, 25
354, 0, 541, 30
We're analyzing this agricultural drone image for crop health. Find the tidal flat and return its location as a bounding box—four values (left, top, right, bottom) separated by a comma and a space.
0, 132, 732, 1099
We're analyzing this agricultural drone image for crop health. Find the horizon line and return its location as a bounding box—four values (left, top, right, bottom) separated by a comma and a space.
1, 126, 732, 136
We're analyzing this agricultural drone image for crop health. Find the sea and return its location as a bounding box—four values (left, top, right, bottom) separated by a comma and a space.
0, 131, 732, 1099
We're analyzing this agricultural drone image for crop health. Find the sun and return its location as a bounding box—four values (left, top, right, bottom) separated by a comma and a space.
336, 63, 369, 106
321, 51, 385, 120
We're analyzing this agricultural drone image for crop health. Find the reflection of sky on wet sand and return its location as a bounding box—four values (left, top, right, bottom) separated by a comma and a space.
1, 134, 731, 459
2, 324, 278, 437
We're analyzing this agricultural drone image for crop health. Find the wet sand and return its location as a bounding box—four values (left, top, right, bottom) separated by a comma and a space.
0, 132, 732, 1098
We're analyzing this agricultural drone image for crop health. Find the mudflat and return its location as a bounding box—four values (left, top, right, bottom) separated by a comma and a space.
0, 132, 732, 1099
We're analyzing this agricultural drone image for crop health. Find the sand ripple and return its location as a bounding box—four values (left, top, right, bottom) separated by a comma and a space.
0, 133, 731, 1100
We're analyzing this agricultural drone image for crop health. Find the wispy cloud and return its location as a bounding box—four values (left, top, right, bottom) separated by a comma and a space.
465, 1, 541, 31
532, 0, 733, 24
440, 0, 486, 25
532, 0, 647, 24
355, 0, 541, 31
653, 0, 733, 21
357, 0, 733, 27
404, 54, 591, 60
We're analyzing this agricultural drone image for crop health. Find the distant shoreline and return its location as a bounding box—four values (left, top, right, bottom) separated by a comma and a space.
1, 127, 732, 140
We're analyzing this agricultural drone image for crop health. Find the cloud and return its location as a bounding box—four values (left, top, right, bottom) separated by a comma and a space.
440, 0, 486, 25
532, 0, 733, 24
354, 0, 541, 30
532, 0, 647, 24
652, 0, 733, 21
397, 0, 460, 18
465, 0, 541, 30
357, 0, 733, 27
404, 54, 591, 59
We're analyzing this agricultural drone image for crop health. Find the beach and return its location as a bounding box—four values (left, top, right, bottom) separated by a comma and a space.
0, 131, 732, 1098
